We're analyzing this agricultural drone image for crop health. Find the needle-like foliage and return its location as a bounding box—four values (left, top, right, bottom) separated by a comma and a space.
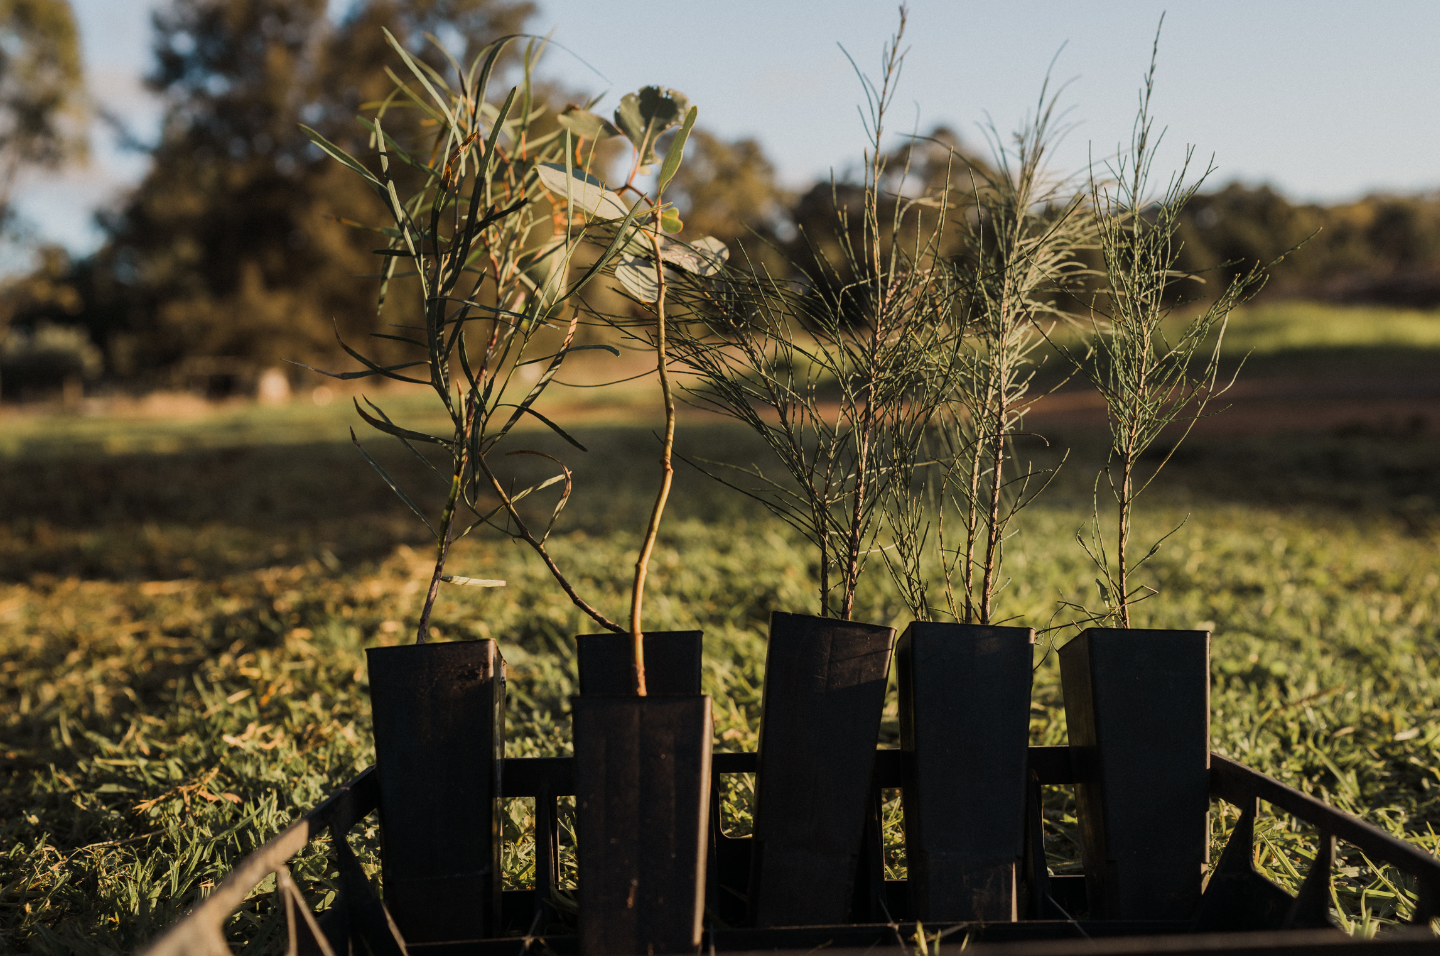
663, 10, 956, 620
1063, 26, 1267, 628
883, 77, 1094, 626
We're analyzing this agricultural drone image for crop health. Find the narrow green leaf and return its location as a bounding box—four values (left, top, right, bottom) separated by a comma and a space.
332, 322, 431, 385
300, 125, 381, 186
495, 403, 588, 451
287, 359, 427, 382
382, 28, 462, 144
351, 428, 437, 537
354, 399, 451, 447
481, 87, 517, 182
441, 576, 507, 587
515, 344, 620, 367
657, 105, 698, 195
368, 332, 428, 349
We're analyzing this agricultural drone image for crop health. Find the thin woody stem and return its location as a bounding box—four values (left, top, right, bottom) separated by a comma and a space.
416, 392, 475, 644
476, 454, 626, 634
416, 468, 461, 644
629, 225, 678, 697
1117, 450, 1133, 628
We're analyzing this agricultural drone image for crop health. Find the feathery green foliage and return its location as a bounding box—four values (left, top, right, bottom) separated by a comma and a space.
1063, 30, 1266, 627
883, 73, 1095, 627
664, 12, 955, 620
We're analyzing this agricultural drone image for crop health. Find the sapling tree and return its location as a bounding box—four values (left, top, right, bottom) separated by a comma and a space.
498, 88, 729, 694
882, 81, 1093, 626
662, 10, 954, 620
309, 30, 728, 692
524, 87, 720, 693
1066, 39, 1265, 628
302, 32, 644, 646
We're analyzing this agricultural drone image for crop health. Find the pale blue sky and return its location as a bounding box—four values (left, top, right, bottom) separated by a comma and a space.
19, 0, 1440, 259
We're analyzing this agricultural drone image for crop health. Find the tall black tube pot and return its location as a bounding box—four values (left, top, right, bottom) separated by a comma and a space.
1059, 627, 1210, 920
747, 611, 896, 927
573, 693, 713, 955
571, 630, 710, 955
897, 621, 1034, 921
366, 639, 505, 944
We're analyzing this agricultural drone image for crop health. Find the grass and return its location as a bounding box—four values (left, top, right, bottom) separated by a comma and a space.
1224, 302, 1440, 355
2, 301, 1439, 952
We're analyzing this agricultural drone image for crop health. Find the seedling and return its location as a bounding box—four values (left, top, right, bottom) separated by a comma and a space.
663, 11, 951, 620
883, 76, 1093, 626
1063, 27, 1265, 627
301, 33, 641, 645
501, 88, 729, 693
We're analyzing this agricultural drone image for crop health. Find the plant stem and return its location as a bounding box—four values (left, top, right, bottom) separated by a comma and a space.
1116, 450, 1133, 628
842, 413, 872, 621
629, 227, 678, 696
417, 395, 475, 644
416, 468, 461, 644
477, 455, 625, 634
979, 412, 1006, 625
962, 418, 983, 623
979, 332, 1011, 626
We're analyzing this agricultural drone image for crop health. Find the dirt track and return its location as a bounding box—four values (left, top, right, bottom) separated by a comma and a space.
1028, 375, 1440, 437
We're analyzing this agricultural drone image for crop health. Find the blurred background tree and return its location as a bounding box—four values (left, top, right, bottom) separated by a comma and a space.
0, 0, 85, 398
1175, 184, 1440, 308
0, 0, 85, 238
71, 0, 535, 391
3, 0, 1440, 398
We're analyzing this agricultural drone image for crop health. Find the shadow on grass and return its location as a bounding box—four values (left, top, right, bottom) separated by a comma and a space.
3, 402, 1438, 584
0, 424, 775, 583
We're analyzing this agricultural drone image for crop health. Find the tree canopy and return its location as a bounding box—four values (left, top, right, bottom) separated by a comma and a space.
0, 0, 85, 234
8, 0, 1440, 392
77, 0, 535, 384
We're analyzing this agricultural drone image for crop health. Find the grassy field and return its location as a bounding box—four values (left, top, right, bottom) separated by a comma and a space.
2, 302, 1440, 953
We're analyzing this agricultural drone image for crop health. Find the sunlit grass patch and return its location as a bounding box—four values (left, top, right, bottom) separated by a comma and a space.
1, 393, 1438, 949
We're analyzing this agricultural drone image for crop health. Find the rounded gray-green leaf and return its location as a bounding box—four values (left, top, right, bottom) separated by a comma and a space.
557, 105, 621, 140
615, 255, 660, 302
613, 86, 690, 166
658, 235, 729, 277
536, 163, 630, 221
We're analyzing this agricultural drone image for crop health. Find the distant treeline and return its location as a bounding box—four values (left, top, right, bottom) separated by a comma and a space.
2, 0, 1438, 398
1176, 184, 1440, 308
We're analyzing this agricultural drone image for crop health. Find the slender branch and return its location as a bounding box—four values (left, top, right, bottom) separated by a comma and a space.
476, 453, 626, 634
629, 225, 679, 696
415, 391, 476, 643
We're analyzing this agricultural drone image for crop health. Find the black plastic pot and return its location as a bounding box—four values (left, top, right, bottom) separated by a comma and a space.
572, 694, 713, 955
366, 639, 505, 943
1059, 628, 1210, 920
897, 621, 1035, 921
747, 611, 896, 927
577, 630, 703, 696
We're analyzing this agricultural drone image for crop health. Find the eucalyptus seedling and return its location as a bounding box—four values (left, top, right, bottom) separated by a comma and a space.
302, 33, 638, 645
511, 87, 729, 693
